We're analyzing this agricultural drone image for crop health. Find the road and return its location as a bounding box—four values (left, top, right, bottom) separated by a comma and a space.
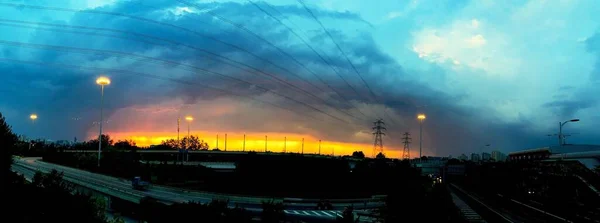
12, 157, 382, 221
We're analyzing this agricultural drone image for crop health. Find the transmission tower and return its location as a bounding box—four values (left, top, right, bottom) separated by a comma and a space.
372, 119, 386, 157
402, 132, 411, 160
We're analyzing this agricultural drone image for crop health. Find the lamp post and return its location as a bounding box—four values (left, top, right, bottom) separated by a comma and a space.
417, 114, 426, 162
184, 116, 193, 149
284, 136, 286, 153
559, 119, 579, 145
29, 114, 37, 150
96, 76, 110, 167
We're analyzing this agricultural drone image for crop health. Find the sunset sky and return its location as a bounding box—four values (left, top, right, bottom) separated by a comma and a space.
2, 0, 600, 158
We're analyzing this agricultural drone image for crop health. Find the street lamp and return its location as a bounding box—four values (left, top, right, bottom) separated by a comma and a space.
559, 119, 579, 146
96, 76, 110, 167
184, 116, 193, 149
30, 114, 38, 124
417, 114, 426, 161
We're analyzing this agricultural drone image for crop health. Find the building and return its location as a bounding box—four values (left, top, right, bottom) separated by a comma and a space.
471, 153, 480, 162
458, 154, 468, 161
482, 152, 491, 161
491, 150, 507, 162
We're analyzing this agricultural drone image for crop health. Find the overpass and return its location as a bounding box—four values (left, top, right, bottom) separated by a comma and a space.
508, 144, 600, 169
11, 157, 384, 221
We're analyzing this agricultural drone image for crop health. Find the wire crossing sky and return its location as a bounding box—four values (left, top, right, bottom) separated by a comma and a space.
1, 0, 600, 157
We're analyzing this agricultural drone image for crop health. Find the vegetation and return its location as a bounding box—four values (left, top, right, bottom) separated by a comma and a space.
160, 135, 210, 150
2, 112, 109, 223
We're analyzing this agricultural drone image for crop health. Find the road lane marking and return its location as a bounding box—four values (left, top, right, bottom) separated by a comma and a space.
310, 211, 322, 216
301, 211, 310, 215
321, 211, 334, 217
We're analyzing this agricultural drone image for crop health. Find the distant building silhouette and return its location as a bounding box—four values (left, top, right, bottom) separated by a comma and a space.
482, 152, 491, 161
471, 153, 480, 162
491, 150, 507, 162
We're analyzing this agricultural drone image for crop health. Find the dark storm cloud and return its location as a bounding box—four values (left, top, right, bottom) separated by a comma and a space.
0, 0, 566, 155
540, 32, 600, 120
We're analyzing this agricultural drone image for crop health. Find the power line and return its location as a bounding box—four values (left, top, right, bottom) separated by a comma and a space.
246, 0, 373, 119
296, 0, 399, 124
0, 41, 357, 124
0, 39, 366, 123
0, 3, 356, 117
174, 0, 373, 121
0, 21, 324, 108
0, 57, 354, 125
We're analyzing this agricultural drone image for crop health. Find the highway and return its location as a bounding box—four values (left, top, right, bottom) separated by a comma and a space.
11, 157, 382, 221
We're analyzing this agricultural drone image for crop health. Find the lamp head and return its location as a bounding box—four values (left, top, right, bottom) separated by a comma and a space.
96, 76, 111, 85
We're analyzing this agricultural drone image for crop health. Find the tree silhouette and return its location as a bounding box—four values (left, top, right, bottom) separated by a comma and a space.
114, 139, 136, 150
87, 134, 114, 149
261, 200, 285, 223
375, 152, 386, 159
352, 151, 365, 158
160, 136, 209, 150
0, 112, 17, 172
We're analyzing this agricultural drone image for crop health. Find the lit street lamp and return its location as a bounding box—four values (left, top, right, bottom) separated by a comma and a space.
184, 116, 193, 149
417, 114, 426, 161
30, 114, 38, 123
29, 114, 37, 149
96, 76, 110, 167
559, 119, 579, 146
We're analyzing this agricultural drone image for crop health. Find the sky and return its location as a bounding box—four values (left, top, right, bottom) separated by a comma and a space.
1, 0, 599, 158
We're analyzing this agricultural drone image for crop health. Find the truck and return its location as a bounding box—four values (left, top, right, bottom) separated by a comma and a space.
132, 176, 150, 190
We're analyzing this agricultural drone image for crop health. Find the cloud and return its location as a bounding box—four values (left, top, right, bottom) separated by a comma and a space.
2, 0, 600, 158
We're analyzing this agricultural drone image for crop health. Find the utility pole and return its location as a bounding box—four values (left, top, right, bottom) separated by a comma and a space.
301, 138, 304, 154
265, 135, 268, 152
402, 132, 411, 160
319, 140, 321, 155
216, 134, 219, 150
372, 119, 386, 157
177, 117, 180, 162
284, 137, 287, 153
225, 134, 227, 151
243, 134, 246, 151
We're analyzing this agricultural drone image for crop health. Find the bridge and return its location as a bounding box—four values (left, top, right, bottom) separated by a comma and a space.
508, 144, 600, 169
11, 157, 384, 222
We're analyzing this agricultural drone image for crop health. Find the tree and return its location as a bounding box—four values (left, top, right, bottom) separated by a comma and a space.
376, 152, 386, 159
261, 200, 285, 222
352, 151, 365, 158
0, 112, 17, 172
87, 134, 114, 150
160, 136, 209, 150
114, 139, 136, 150
337, 206, 357, 223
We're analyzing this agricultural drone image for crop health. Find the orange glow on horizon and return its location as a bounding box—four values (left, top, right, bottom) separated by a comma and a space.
96, 131, 405, 158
